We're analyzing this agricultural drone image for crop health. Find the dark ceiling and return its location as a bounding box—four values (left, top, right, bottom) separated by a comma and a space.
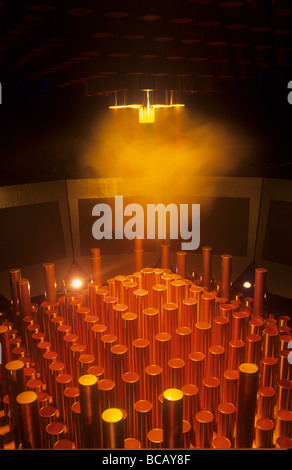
0, 1, 292, 183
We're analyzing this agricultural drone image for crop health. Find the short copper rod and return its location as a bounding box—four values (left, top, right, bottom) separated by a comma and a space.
162, 388, 183, 448
255, 418, 275, 448
257, 386, 276, 420
43, 263, 57, 304
236, 363, 259, 448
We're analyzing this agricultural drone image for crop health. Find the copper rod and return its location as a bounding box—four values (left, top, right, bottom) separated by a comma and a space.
147, 428, 163, 448
70, 344, 86, 384
236, 363, 259, 448
194, 321, 211, 358
212, 316, 229, 353
17, 278, 31, 320
248, 316, 264, 335
227, 339, 245, 370
55, 373, 72, 420
0, 325, 11, 366
134, 400, 152, 448
134, 237, 144, 271
113, 303, 128, 340
161, 273, 176, 303
200, 292, 216, 324
114, 275, 128, 304
218, 303, 234, 323
222, 369, 239, 406
56, 324, 71, 362
220, 254, 232, 300
202, 246, 212, 289
133, 338, 149, 394
160, 243, 171, 270
162, 388, 183, 448
145, 365, 162, 427
260, 356, 278, 388
110, 344, 128, 406
78, 374, 100, 448
253, 267, 267, 316
154, 268, 164, 285
276, 436, 292, 448
188, 351, 205, 390
49, 361, 65, 405
195, 410, 214, 448
231, 311, 249, 341
5, 359, 26, 446
181, 384, 199, 430
84, 315, 99, 354
278, 350, 292, 381
207, 345, 225, 381
163, 303, 178, 350
91, 248, 102, 283
86, 282, 100, 318
143, 307, 159, 362
98, 379, 116, 416
168, 358, 185, 389
121, 312, 137, 369
176, 251, 187, 278
255, 418, 274, 448
46, 421, 66, 448
262, 327, 279, 358
276, 379, 292, 412
63, 386, 79, 441
122, 371, 139, 437
175, 326, 192, 363
9, 268, 21, 322
257, 386, 276, 420
245, 334, 262, 366
63, 333, 78, 376
275, 410, 292, 439
102, 408, 124, 448
96, 288, 109, 324
16, 391, 41, 448
133, 289, 148, 335
212, 436, 231, 449
141, 268, 155, 303
92, 323, 107, 366
43, 263, 57, 304
170, 280, 185, 326
71, 401, 82, 448
50, 316, 64, 351
101, 334, 117, 373
54, 439, 75, 449
201, 376, 220, 422
154, 332, 171, 390
75, 306, 90, 345
217, 402, 236, 447
39, 404, 57, 448
182, 298, 197, 330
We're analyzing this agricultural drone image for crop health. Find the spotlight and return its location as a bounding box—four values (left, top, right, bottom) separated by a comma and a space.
243, 281, 252, 289
72, 279, 82, 289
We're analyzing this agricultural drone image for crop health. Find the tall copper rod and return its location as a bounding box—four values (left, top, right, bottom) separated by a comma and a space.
202, 246, 212, 289
102, 408, 124, 448
220, 254, 232, 300
16, 391, 41, 448
253, 268, 267, 316
201, 376, 220, 422
236, 363, 259, 448
78, 374, 100, 448
9, 268, 21, 321
176, 251, 187, 278
262, 327, 279, 358
162, 388, 183, 448
43, 263, 57, 304
160, 243, 171, 270
134, 237, 144, 272
96, 288, 109, 324
91, 248, 102, 283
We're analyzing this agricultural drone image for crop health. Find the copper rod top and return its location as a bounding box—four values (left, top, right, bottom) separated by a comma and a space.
163, 388, 183, 402
16, 390, 37, 404
102, 407, 123, 423
78, 373, 98, 387
196, 410, 214, 423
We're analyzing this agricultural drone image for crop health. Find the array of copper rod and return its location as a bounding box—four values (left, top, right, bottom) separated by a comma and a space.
0, 241, 291, 450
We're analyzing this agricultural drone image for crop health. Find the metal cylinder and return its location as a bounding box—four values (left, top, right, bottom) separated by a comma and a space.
255, 418, 274, 448
122, 371, 139, 436
260, 356, 278, 388
154, 332, 171, 389
227, 339, 245, 370
147, 428, 163, 448
202, 246, 212, 289
181, 384, 199, 433
253, 268, 267, 316
160, 243, 171, 270
0, 325, 11, 366
91, 247, 102, 283
275, 409, 292, 439
9, 268, 21, 321
262, 327, 279, 359
245, 334, 262, 366
162, 388, 183, 448
200, 292, 216, 323
5, 359, 26, 446
134, 237, 144, 271
134, 400, 152, 448
176, 251, 187, 278
143, 307, 159, 362
257, 386, 276, 420
43, 263, 57, 304
145, 365, 162, 427
220, 254, 232, 300
181, 298, 197, 330
168, 358, 185, 389
188, 351, 205, 390
195, 410, 214, 448
194, 322, 211, 358
201, 376, 220, 421
276, 379, 292, 412
102, 408, 124, 448
217, 402, 236, 446
78, 374, 100, 448
236, 363, 259, 448
213, 316, 229, 352
16, 391, 41, 448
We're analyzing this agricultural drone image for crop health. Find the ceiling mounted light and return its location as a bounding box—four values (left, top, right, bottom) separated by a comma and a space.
109, 89, 184, 123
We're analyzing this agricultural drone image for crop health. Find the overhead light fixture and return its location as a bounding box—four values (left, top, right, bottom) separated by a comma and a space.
109, 89, 185, 123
